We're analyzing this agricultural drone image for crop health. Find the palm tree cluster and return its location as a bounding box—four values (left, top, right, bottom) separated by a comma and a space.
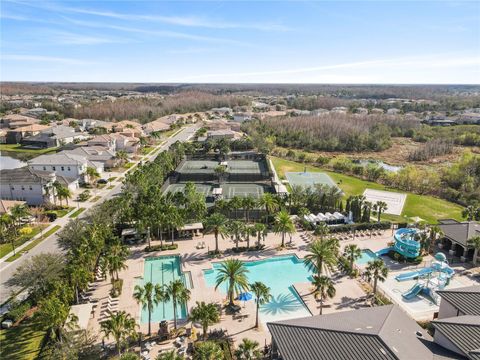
286, 184, 343, 215
346, 196, 387, 223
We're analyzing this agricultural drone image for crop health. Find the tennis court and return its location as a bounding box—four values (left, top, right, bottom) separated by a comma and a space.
221, 183, 267, 199
177, 160, 219, 174
164, 183, 213, 197
228, 160, 266, 175
285, 171, 338, 189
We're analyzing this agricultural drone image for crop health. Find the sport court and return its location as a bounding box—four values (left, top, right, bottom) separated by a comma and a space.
363, 189, 407, 215
285, 171, 338, 189
164, 183, 266, 200
177, 159, 266, 175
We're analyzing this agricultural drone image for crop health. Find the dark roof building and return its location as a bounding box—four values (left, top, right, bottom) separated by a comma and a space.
438, 220, 480, 263
437, 286, 480, 316
267, 305, 460, 360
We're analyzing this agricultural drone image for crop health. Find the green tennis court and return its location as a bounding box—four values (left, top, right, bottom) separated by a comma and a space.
285, 171, 339, 189
221, 183, 266, 199
165, 183, 213, 197
177, 160, 219, 174
228, 160, 266, 174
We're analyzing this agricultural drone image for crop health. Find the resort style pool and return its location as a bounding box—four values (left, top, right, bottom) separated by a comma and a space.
355, 249, 379, 265
203, 255, 313, 324
140, 256, 189, 323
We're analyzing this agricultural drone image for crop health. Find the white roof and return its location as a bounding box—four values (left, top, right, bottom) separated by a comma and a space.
68, 303, 93, 331
212, 188, 223, 195
179, 223, 203, 231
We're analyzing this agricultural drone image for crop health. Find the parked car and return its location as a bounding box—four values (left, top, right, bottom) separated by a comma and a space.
97, 179, 108, 184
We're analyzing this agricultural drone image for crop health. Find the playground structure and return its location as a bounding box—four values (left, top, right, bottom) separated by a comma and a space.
396, 253, 455, 304
393, 228, 421, 259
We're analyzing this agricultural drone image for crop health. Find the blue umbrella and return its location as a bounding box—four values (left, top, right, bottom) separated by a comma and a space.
237, 292, 253, 301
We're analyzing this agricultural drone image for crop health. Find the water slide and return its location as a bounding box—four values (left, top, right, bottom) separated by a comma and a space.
395, 267, 433, 281
376, 247, 393, 256
402, 283, 423, 300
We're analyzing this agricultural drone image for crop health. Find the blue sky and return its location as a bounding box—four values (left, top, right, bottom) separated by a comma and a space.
1, 0, 479, 83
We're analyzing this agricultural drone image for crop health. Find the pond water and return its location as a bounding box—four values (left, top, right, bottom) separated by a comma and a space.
355, 159, 402, 173
0, 153, 27, 170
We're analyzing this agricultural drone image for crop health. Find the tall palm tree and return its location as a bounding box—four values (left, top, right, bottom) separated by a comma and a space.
258, 193, 279, 224
311, 275, 336, 315
314, 222, 330, 240
364, 259, 389, 296
115, 150, 129, 165
273, 210, 295, 247
244, 224, 256, 250
304, 238, 338, 275
214, 165, 228, 184
373, 201, 388, 222
194, 341, 223, 360
204, 213, 228, 253
242, 196, 257, 223
234, 338, 262, 360
253, 223, 267, 248
105, 244, 129, 281
86, 166, 100, 185
214, 259, 249, 307
467, 236, 480, 265
428, 225, 444, 254
344, 244, 362, 271
133, 282, 165, 336
163, 280, 191, 329
101, 311, 138, 356
56, 185, 72, 207
189, 301, 220, 341
156, 350, 184, 360
249, 281, 272, 328
228, 196, 243, 219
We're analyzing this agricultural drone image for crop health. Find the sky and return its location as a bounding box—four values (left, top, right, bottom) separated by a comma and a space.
1, 0, 479, 84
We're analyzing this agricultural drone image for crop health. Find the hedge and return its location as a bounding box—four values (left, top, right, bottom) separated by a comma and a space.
328, 221, 391, 234
144, 244, 178, 252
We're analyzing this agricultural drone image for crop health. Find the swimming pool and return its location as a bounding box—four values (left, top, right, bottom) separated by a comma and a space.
355, 249, 379, 265
140, 256, 189, 323
203, 255, 313, 324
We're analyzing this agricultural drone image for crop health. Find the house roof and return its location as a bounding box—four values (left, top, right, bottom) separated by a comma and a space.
437, 286, 480, 315
0, 200, 26, 214
0, 167, 54, 184
267, 305, 445, 360
433, 316, 480, 359
28, 153, 87, 166
438, 220, 480, 247
8, 124, 51, 132
88, 135, 113, 143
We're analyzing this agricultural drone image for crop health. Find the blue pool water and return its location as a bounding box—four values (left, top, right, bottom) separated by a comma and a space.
203, 255, 313, 324
355, 249, 379, 265
140, 256, 189, 323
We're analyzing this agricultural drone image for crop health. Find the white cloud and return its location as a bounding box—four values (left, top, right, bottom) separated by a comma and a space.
49, 31, 128, 45
2, 54, 96, 65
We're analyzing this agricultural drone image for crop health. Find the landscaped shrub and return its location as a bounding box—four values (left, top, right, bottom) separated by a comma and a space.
144, 244, 178, 252
231, 244, 265, 253
387, 250, 423, 264
4, 299, 32, 322
19, 227, 33, 236
329, 221, 391, 234
44, 211, 58, 222
110, 279, 123, 298
77, 190, 91, 202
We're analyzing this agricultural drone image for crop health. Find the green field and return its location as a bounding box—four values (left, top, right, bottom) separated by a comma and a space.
271, 157, 463, 224
0, 318, 45, 360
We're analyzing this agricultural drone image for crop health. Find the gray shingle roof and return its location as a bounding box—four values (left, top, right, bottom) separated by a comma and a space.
267, 305, 438, 360
437, 286, 480, 315
0, 167, 54, 184
438, 220, 480, 247
28, 153, 87, 166
433, 316, 480, 360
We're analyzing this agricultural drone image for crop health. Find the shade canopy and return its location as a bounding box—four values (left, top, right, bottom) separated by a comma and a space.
237, 292, 253, 301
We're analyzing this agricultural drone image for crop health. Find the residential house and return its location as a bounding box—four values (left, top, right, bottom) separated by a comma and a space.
87, 135, 116, 151
61, 146, 118, 169
0, 199, 27, 215
438, 219, 479, 263
28, 153, 101, 187
22, 126, 88, 149
142, 120, 170, 134
5, 124, 51, 144
0, 167, 57, 205
110, 133, 140, 153
268, 305, 463, 360
21, 108, 47, 119
0, 114, 39, 129
432, 286, 480, 360
80, 119, 114, 132
112, 120, 143, 135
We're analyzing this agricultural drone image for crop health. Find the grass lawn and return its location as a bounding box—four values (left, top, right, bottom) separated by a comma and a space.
0, 224, 48, 259
69, 208, 85, 218
108, 176, 117, 181
0, 144, 58, 155
6, 225, 61, 262
141, 146, 154, 154
91, 195, 101, 202
271, 156, 464, 224
0, 318, 46, 360
48, 206, 74, 218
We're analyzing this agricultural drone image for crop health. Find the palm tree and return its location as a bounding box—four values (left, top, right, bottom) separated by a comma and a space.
258, 193, 279, 224
273, 210, 295, 247
304, 238, 338, 275
214, 165, 228, 184
373, 201, 388, 222
227, 220, 244, 250
194, 341, 224, 360
234, 338, 262, 360
249, 281, 272, 328
311, 275, 336, 315
314, 222, 330, 240
253, 223, 267, 248
115, 150, 129, 166
214, 259, 249, 307
163, 280, 191, 329
364, 259, 389, 296
105, 244, 129, 281
86, 166, 100, 185
344, 244, 362, 271
242, 196, 257, 223
204, 213, 228, 253
56, 185, 72, 207
156, 350, 184, 360
244, 224, 256, 250
9, 204, 30, 255
228, 196, 243, 219
133, 282, 165, 336
101, 311, 138, 356
428, 225, 444, 254
467, 236, 480, 265
189, 301, 220, 341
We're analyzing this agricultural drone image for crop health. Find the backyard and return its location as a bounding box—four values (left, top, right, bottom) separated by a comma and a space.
271, 156, 464, 223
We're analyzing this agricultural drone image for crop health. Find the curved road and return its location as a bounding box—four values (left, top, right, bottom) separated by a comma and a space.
0, 124, 198, 302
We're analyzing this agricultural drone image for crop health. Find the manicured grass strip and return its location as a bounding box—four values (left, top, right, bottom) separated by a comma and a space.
0, 318, 46, 360
141, 146, 154, 154
0, 225, 47, 259
124, 162, 134, 169
270, 156, 463, 224
108, 176, 117, 181
69, 208, 85, 218
91, 195, 101, 202
5, 225, 61, 262
0, 144, 58, 155
49, 206, 74, 218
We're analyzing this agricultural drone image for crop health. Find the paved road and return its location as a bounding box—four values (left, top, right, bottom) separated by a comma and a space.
0, 124, 198, 302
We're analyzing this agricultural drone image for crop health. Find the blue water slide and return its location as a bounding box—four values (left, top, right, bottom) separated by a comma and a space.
376, 247, 393, 256
395, 267, 433, 281
402, 283, 423, 300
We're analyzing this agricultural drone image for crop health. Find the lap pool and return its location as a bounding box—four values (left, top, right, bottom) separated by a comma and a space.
140, 256, 189, 323
203, 255, 313, 324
